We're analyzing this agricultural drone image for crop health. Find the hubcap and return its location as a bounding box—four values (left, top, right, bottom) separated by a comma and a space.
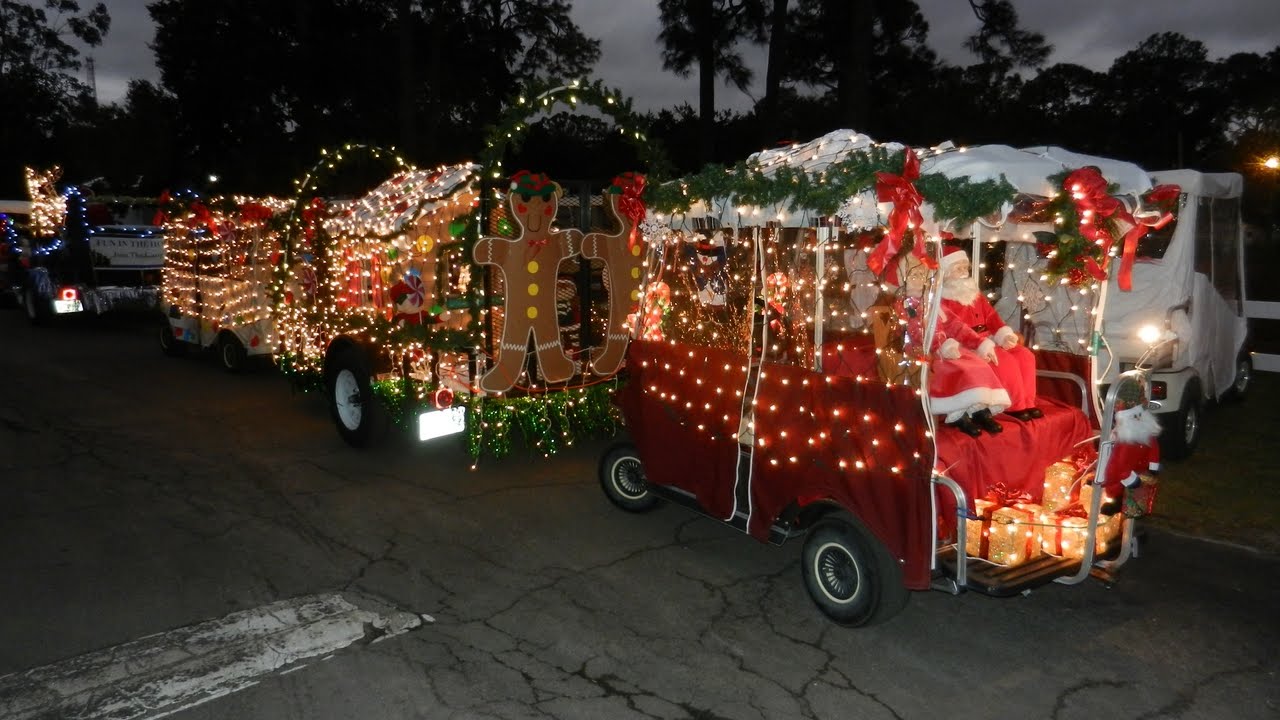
1234, 361, 1251, 394
610, 456, 647, 500
222, 341, 237, 367
1184, 405, 1199, 444
334, 369, 363, 430
812, 541, 862, 605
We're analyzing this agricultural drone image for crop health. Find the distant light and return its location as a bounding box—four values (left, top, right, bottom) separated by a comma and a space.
1265, 156, 1280, 170
208, 174, 220, 183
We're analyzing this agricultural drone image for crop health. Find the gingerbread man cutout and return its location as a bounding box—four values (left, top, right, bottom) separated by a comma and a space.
580, 173, 648, 376
473, 171, 581, 392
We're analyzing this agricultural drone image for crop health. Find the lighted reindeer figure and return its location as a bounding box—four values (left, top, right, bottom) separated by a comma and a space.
472, 171, 582, 392
580, 172, 648, 376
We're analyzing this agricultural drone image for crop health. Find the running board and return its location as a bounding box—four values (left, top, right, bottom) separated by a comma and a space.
935, 542, 1121, 597
647, 484, 802, 545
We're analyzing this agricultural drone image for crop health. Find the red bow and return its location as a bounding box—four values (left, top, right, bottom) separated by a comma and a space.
152, 189, 173, 225
1116, 184, 1179, 291
239, 203, 273, 223
984, 482, 1034, 507
868, 149, 934, 277
1063, 167, 1127, 282
615, 173, 647, 251
188, 201, 218, 234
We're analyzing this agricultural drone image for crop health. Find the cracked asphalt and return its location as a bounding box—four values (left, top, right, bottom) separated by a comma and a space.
1, 310, 1276, 720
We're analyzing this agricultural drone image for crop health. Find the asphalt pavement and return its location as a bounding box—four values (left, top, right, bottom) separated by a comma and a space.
0, 310, 1276, 719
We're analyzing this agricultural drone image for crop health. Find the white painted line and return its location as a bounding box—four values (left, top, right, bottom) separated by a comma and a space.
0, 594, 422, 720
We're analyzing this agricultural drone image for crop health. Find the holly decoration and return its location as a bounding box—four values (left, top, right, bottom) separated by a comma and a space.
1032, 167, 1126, 287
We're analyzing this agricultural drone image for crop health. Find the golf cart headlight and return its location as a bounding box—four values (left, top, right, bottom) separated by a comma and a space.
1137, 324, 1163, 345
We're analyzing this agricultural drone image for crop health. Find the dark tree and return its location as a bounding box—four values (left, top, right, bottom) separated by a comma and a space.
657, 0, 768, 163
0, 0, 109, 192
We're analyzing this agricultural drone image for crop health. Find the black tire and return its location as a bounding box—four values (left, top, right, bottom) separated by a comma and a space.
1159, 380, 1202, 461
218, 332, 247, 373
1224, 354, 1252, 403
326, 344, 385, 448
159, 325, 187, 357
800, 515, 909, 627
23, 286, 50, 326
598, 442, 660, 512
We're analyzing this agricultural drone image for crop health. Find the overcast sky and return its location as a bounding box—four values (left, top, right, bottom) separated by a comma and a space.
87, 0, 1278, 111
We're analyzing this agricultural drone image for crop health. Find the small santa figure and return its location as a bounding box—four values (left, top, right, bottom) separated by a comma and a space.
388, 270, 429, 325
939, 246, 1041, 422
1103, 401, 1162, 498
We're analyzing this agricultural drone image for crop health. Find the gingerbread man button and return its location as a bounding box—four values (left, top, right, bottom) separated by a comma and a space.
580, 172, 648, 376
473, 171, 581, 392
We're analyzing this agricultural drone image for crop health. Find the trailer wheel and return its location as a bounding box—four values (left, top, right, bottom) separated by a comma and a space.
1160, 380, 1201, 461
599, 442, 659, 512
23, 286, 51, 326
159, 325, 186, 357
801, 515, 908, 627
218, 332, 247, 373
326, 345, 385, 447
1224, 354, 1252, 403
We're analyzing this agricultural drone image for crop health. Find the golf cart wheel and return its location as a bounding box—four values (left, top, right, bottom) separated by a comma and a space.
801, 515, 908, 627
326, 344, 386, 448
1225, 354, 1252, 402
218, 331, 247, 373
159, 325, 187, 357
1160, 379, 1202, 461
23, 286, 51, 326
599, 442, 659, 513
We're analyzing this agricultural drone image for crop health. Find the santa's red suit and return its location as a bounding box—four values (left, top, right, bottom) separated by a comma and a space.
938, 248, 1038, 413
1102, 404, 1162, 495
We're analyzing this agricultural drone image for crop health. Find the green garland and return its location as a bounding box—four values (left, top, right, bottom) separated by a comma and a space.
1031, 169, 1123, 286
465, 383, 622, 459
647, 147, 1016, 229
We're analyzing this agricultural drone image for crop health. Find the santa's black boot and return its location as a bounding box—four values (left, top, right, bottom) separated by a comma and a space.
972, 409, 1003, 435
949, 415, 983, 437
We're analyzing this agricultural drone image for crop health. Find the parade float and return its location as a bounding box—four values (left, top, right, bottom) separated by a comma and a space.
598, 129, 1235, 625
156, 193, 292, 369
266, 82, 666, 458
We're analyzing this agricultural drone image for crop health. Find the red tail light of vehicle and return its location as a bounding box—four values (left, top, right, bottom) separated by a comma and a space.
59, 287, 80, 301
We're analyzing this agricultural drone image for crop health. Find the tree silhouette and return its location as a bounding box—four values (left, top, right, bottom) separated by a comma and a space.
657, 0, 767, 163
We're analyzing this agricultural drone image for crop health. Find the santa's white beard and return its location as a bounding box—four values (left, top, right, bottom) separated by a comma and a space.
942, 275, 981, 305
1115, 406, 1162, 443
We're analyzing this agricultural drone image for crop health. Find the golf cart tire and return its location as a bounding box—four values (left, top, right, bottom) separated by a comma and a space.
159, 325, 187, 357
218, 331, 247, 373
801, 514, 908, 627
1160, 379, 1202, 461
326, 344, 386, 448
23, 286, 51, 326
599, 442, 660, 513
1224, 353, 1252, 403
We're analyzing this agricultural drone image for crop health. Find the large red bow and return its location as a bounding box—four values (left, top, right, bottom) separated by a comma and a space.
1063, 167, 1127, 282
614, 173, 647, 251
1115, 184, 1179, 291
984, 482, 1034, 507
868, 149, 934, 277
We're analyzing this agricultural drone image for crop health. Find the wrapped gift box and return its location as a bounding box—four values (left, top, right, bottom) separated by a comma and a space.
1042, 461, 1080, 513
1043, 508, 1125, 559
1124, 473, 1159, 517
966, 500, 1044, 566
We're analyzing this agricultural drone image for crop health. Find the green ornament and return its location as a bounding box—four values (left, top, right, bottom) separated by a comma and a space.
387, 246, 399, 260
497, 217, 515, 236
429, 304, 444, 315
449, 220, 467, 238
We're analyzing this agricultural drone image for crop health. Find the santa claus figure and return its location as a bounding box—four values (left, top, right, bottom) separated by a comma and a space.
888, 254, 1010, 437
939, 246, 1041, 422
1103, 402, 1161, 498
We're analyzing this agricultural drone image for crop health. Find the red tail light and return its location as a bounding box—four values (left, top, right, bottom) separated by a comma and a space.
59, 287, 80, 301
1150, 381, 1167, 400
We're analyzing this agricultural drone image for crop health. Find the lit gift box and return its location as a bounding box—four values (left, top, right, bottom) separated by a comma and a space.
1042, 461, 1079, 513
1043, 508, 1124, 559
965, 500, 1043, 566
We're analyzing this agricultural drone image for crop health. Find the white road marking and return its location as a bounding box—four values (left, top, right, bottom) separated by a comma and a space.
0, 594, 422, 720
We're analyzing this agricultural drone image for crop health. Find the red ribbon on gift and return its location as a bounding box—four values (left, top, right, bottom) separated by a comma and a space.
984, 482, 1034, 507
868, 149, 934, 277
1115, 184, 1179, 291
239, 202, 273, 223
613, 172, 647, 251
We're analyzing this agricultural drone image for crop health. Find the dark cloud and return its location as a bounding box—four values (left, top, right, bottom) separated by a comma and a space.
90, 0, 1277, 111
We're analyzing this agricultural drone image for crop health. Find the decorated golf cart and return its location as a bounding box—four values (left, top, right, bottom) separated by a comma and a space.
156, 194, 292, 370
601, 130, 1180, 626
270, 83, 664, 455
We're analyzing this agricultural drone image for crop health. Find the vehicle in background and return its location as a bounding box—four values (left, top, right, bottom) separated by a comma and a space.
19, 176, 164, 324
0, 200, 32, 307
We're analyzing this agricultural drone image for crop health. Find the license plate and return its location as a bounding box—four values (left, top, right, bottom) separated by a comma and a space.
53, 299, 84, 314
417, 406, 466, 441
